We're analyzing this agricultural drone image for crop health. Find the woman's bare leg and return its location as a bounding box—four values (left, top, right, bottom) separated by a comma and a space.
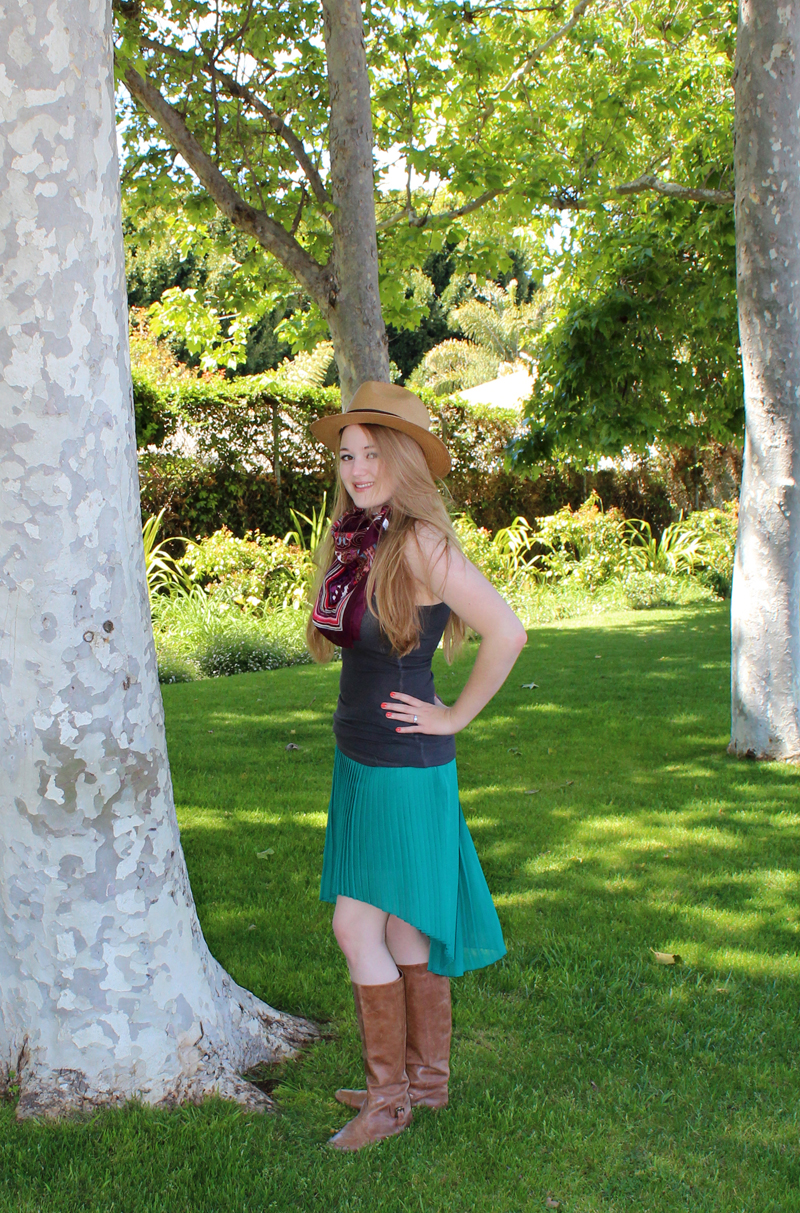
386, 914, 430, 966
332, 896, 398, 984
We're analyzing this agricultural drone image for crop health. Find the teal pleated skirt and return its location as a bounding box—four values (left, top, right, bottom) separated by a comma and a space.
319, 748, 506, 977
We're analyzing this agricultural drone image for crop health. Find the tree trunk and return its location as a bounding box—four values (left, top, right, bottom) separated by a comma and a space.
729, 1, 800, 760
272, 403, 282, 500
322, 0, 390, 401
0, 0, 316, 1120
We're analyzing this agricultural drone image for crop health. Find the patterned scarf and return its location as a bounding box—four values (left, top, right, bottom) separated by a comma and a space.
312, 506, 391, 647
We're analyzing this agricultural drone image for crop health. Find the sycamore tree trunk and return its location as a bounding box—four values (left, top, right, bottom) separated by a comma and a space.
730, 0, 800, 760
321, 0, 390, 399
0, 0, 316, 1120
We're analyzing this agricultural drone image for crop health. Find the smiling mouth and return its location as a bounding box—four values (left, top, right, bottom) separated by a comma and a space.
353, 483, 374, 492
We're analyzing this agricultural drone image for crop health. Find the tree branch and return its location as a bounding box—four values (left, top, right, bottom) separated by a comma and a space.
376, 187, 507, 231
290, 186, 308, 236
468, 3, 563, 12
548, 174, 734, 208
120, 62, 334, 308
474, 0, 598, 134
210, 69, 332, 214
136, 35, 332, 214
505, 0, 597, 90
377, 170, 732, 233
611, 174, 734, 206
218, 0, 255, 56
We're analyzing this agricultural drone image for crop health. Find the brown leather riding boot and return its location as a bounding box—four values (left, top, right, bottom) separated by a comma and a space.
336, 962, 451, 1110
403, 962, 451, 1107
328, 974, 412, 1152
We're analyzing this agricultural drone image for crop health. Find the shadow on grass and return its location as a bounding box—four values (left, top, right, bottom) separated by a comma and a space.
162, 603, 800, 1015
2, 606, 799, 1213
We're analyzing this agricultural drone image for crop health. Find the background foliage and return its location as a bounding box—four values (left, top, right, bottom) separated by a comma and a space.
133, 319, 738, 543
510, 199, 742, 469
115, 0, 739, 468
148, 492, 737, 684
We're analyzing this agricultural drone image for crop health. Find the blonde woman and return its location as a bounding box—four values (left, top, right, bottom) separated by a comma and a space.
308, 382, 527, 1151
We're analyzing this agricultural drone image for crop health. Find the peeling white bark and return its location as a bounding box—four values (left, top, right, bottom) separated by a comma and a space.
0, 0, 316, 1119
730, 0, 800, 760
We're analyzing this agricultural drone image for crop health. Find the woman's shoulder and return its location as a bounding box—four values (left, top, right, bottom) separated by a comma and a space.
407, 519, 448, 555
404, 521, 451, 572
404, 520, 468, 594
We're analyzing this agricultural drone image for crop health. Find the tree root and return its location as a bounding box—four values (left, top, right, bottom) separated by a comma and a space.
9, 985, 320, 1121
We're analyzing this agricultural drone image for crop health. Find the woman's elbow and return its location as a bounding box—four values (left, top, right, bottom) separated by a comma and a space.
500, 619, 527, 655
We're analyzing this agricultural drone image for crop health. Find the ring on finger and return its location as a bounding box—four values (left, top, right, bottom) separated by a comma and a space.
413, 714, 418, 724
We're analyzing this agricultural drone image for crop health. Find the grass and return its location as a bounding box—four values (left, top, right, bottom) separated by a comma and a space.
3, 602, 800, 1212
152, 572, 720, 683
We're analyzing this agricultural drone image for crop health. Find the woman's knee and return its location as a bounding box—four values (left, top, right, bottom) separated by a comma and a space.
331, 905, 356, 954
332, 899, 386, 959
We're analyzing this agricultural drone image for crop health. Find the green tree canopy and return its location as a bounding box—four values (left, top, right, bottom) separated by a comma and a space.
115, 0, 736, 431
116, 0, 734, 304
510, 195, 741, 466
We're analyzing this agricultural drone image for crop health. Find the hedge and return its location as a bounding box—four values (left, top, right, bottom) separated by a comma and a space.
134, 369, 728, 540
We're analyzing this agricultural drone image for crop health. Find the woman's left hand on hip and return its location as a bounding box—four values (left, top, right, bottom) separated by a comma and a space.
382, 692, 456, 734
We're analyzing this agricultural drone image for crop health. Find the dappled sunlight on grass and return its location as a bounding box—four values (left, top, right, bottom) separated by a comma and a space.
677, 902, 769, 934
91, 601, 797, 1211
516, 701, 576, 715
289, 810, 328, 829
688, 946, 800, 979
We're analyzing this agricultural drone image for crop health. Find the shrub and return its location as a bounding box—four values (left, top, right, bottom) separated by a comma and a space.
134, 369, 339, 538
453, 514, 525, 583
622, 571, 717, 610
134, 353, 739, 541
535, 495, 631, 589
507, 579, 630, 626
151, 588, 314, 680
626, 519, 708, 576
195, 627, 312, 678
178, 527, 313, 611
157, 644, 202, 685
147, 495, 734, 683
143, 510, 191, 597
138, 455, 329, 542
678, 502, 738, 597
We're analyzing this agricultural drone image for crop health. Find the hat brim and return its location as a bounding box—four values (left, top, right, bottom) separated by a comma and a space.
309, 409, 451, 479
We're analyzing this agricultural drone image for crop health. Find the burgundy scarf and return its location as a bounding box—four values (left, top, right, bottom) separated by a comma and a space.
312, 506, 391, 647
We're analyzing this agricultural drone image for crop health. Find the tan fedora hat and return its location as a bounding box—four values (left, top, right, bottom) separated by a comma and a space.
309, 381, 451, 479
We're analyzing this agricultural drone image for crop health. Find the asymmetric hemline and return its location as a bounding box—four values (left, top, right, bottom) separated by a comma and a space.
319, 748, 506, 977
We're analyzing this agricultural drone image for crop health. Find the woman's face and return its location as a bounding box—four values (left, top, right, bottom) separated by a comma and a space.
338, 424, 397, 510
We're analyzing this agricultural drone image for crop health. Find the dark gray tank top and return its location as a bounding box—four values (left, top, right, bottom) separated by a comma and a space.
333, 601, 457, 768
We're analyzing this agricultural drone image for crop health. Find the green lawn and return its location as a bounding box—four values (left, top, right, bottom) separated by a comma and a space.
3, 603, 800, 1213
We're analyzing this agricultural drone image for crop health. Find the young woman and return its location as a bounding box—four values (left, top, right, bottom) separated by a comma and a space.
308, 381, 527, 1152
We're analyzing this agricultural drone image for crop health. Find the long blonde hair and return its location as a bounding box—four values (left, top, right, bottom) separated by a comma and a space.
306, 425, 466, 662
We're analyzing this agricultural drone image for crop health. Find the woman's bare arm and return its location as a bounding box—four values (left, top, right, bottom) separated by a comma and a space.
384, 528, 527, 735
